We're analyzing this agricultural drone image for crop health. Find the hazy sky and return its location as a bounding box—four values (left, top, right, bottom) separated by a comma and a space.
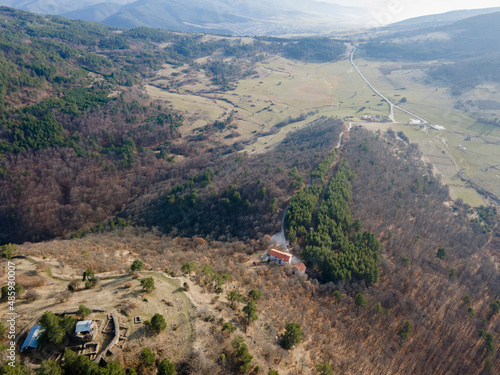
327, 0, 500, 22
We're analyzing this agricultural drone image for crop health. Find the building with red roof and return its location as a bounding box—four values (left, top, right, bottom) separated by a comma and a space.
268, 249, 293, 266
293, 262, 307, 274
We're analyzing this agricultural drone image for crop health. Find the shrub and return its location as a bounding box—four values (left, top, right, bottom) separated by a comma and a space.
281, 322, 303, 350
140, 348, 155, 367
316, 363, 334, 375
77, 304, 92, 318
333, 290, 343, 302
398, 320, 413, 341
149, 313, 167, 334
140, 277, 155, 292
130, 260, 143, 272
0, 243, 15, 259
68, 280, 82, 292
158, 358, 176, 375
57, 290, 72, 303
181, 261, 196, 275
248, 289, 262, 301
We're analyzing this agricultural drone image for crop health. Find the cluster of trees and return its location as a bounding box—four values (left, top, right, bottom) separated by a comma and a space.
0, 347, 175, 375
203, 60, 255, 88
287, 153, 381, 286
302, 159, 381, 285
71, 218, 131, 239
310, 150, 337, 183
194, 263, 231, 294
283, 38, 346, 63
39, 311, 76, 345
428, 59, 500, 94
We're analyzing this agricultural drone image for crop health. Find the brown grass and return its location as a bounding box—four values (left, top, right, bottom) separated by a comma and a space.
16, 275, 45, 288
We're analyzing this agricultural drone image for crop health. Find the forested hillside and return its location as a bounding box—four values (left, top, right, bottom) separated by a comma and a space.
0, 7, 346, 244
12, 127, 500, 374
123, 118, 344, 241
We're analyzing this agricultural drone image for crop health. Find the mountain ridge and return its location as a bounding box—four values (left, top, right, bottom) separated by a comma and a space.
0, 0, 371, 34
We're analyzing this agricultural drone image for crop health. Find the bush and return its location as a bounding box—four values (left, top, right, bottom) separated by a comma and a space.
1, 283, 24, 300
140, 348, 155, 367
398, 320, 413, 341
68, 280, 82, 292
181, 261, 195, 275
130, 260, 143, 272
140, 277, 155, 292
57, 290, 72, 303
354, 293, 367, 309
149, 313, 167, 334
0, 243, 15, 259
281, 322, 303, 350
158, 358, 176, 375
333, 290, 343, 302
248, 289, 262, 301
77, 304, 92, 318
82, 269, 97, 289
316, 363, 334, 375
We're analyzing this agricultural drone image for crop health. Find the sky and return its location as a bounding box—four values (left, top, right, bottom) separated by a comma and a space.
326, 0, 500, 23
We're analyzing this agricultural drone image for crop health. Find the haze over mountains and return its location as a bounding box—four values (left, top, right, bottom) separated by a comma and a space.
385, 7, 500, 30
0, 0, 373, 34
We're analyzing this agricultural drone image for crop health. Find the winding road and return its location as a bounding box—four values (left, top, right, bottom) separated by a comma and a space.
349, 46, 428, 124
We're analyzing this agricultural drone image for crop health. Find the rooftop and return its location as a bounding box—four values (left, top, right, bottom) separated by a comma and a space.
75, 320, 93, 333
269, 249, 292, 263
293, 263, 307, 272
21, 324, 44, 352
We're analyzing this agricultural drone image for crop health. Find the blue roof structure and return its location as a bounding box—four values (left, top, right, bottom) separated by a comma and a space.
21, 324, 44, 352
75, 320, 92, 333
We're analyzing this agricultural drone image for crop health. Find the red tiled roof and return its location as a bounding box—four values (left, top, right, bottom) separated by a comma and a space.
269, 249, 292, 263
293, 263, 307, 272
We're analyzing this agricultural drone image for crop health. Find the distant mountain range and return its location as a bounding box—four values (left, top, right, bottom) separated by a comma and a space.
0, 0, 372, 34
385, 7, 500, 30
365, 10, 500, 61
